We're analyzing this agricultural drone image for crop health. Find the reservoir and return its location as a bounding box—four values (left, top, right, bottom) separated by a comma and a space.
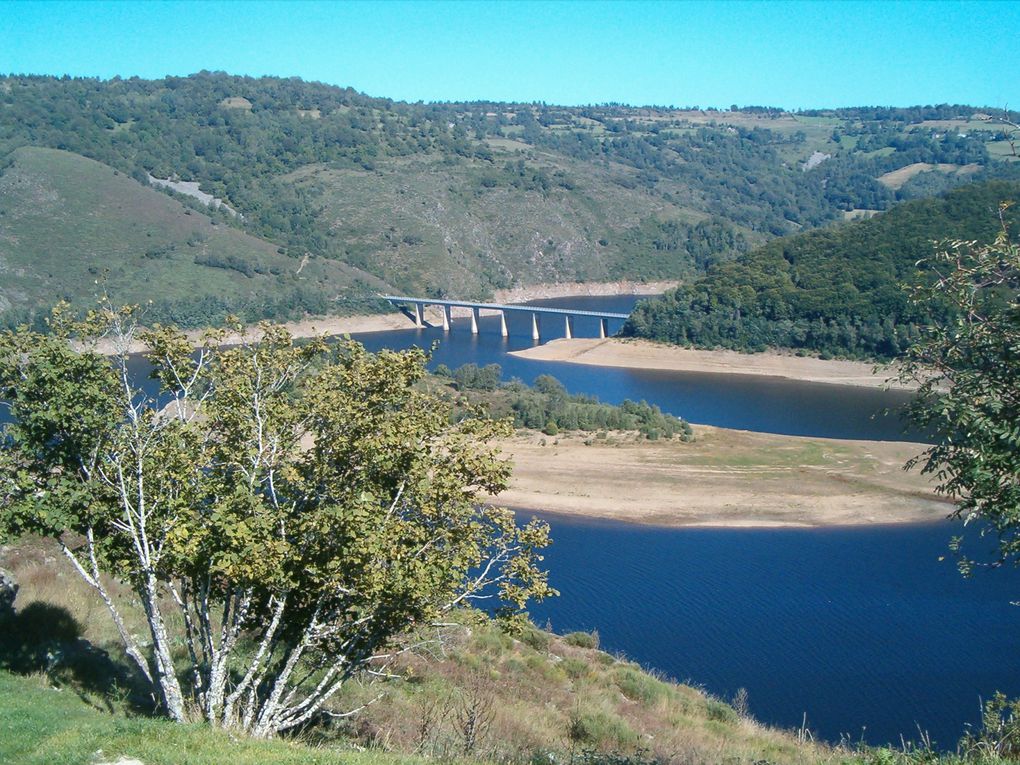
346, 295, 1020, 746
6, 295, 1018, 746
356, 294, 921, 442
527, 514, 1020, 748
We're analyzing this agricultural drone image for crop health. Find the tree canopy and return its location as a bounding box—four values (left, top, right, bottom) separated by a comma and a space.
0, 308, 553, 737
625, 181, 1020, 360
900, 213, 1020, 573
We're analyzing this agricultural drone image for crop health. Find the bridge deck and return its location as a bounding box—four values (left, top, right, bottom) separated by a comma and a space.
382, 296, 629, 320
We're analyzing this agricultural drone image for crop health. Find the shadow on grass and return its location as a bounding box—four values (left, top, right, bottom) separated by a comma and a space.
0, 600, 154, 714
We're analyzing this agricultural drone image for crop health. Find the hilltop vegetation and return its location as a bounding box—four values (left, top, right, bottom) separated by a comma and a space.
1, 73, 1018, 326
624, 180, 1020, 359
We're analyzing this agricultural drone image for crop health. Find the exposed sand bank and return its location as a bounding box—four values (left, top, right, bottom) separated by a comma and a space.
495, 425, 946, 528
83, 312, 418, 356
512, 338, 910, 390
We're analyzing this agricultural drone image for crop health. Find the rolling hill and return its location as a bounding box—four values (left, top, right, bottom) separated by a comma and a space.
624, 179, 1020, 359
0, 146, 387, 328
1, 72, 1018, 327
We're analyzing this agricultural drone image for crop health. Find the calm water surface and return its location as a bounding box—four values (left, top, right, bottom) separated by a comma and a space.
8, 296, 1016, 746
349, 296, 1018, 746
526, 514, 1020, 747
353, 295, 920, 442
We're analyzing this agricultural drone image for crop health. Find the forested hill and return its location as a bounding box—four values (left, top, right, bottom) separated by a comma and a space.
1, 72, 1018, 327
623, 180, 1020, 360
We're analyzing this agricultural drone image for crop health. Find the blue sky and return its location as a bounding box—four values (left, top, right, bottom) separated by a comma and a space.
1, 0, 1017, 108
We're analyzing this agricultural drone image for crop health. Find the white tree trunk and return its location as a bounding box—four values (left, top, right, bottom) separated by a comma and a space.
143, 574, 188, 721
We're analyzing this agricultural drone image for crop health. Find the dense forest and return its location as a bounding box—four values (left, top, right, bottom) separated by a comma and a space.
1, 72, 1018, 327
624, 180, 1020, 359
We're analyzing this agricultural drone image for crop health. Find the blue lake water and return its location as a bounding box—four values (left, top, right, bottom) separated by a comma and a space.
354, 295, 921, 442
526, 514, 1020, 748
5, 295, 1017, 746
348, 296, 1019, 747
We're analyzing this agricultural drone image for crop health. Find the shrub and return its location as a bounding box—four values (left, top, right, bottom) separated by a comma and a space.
613, 666, 668, 706
520, 627, 551, 652
473, 629, 511, 655
568, 708, 638, 749
561, 657, 591, 680
564, 630, 599, 649
705, 698, 739, 724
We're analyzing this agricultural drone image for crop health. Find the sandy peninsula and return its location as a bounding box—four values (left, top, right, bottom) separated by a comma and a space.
495, 425, 947, 528
512, 337, 910, 390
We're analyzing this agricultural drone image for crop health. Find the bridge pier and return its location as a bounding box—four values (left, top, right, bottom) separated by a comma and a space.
382, 296, 626, 341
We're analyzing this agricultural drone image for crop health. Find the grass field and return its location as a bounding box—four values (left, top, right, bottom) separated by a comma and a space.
877, 162, 980, 190
0, 671, 422, 765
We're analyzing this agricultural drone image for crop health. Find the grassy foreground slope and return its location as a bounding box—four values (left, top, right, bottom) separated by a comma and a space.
1, 671, 420, 765
624, 180, 1020, 359
1, 537, 829, 765
0, 147, 387, 328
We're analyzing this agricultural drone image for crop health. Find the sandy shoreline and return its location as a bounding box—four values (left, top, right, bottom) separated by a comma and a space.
494, 425, 946, 529
512, 337, 910, 390
84, 312, 419, 356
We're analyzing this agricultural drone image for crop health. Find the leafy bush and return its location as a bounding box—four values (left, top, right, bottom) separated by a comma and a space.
520, 626, 551, 652
568, 708, 638, 749
612, 666, 668, 706
564, 630, 599, 649
705, 698, 739, 724
561, 657, 591, 679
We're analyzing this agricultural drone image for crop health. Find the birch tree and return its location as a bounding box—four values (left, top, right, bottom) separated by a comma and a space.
0, 306, 553, 737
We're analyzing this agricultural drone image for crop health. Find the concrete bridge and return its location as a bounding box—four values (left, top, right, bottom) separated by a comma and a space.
381, 295, 630, 341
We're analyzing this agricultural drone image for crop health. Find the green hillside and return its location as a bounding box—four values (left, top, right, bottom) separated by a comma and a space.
623, 180, 1020, 359
1, 73, 1018, 324
0, 147, 387, 328
286, 149, 748, 296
